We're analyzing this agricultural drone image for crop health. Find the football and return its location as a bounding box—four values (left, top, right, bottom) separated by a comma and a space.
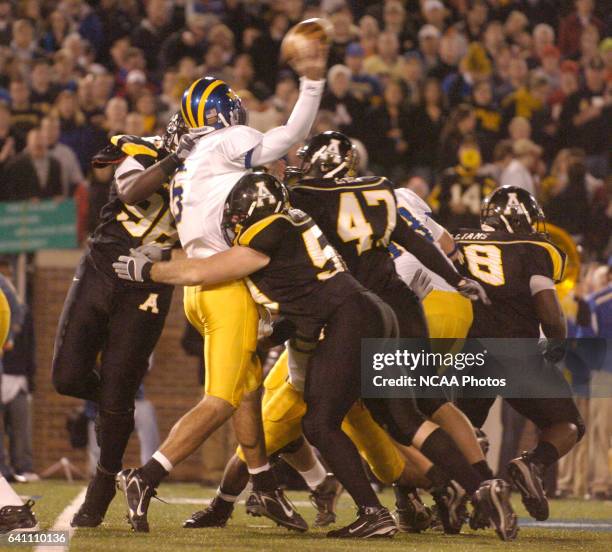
280, 17, 333, 64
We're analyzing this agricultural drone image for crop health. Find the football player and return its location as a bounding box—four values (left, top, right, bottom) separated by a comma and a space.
114, 51, 328, 533
454, 186, 585, 523
285, 131, 511, 538
51, 116, 194, 528
114, 173, 517, 541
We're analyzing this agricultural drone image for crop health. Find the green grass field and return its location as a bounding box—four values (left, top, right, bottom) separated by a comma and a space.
4, 481, 611, 552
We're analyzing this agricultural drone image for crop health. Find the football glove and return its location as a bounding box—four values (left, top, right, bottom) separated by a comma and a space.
132, 244, 172, 262
409, 268, 433, 300
457, 278, 491, 305
175, 133, 199, 161
540, 338, 567, 364
112, 249, 153, 282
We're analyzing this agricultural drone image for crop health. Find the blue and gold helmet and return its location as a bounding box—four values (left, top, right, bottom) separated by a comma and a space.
181, 77, 247, 132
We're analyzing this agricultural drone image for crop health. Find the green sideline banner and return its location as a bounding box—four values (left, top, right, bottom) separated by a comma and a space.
0, 199, 77, 253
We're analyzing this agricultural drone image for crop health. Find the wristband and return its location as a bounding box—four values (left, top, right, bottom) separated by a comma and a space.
447, 244, 459, 258
142, 262, 153, 282
161, 248, 172, 262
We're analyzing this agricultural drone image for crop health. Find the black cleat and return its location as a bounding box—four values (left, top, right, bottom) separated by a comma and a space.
183, 496, 233, 528
310, 475, 343, 527
471, 479, 518, 541
393, 487, 431, 533
508, 453, 549, 521
327, 506, 397, 538
431, 480, 467, 534
116, 469, 157, 532
71, 471, 116, 527
246, 489, 308, 532
0, 500, 39, 533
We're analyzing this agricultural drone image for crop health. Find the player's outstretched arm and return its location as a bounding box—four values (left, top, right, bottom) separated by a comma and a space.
248, 51, 327, 167
113, 246, 270, 286
533, 288, 567, 340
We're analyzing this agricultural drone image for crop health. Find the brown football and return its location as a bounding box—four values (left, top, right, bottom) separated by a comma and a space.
280, 18, 333, 63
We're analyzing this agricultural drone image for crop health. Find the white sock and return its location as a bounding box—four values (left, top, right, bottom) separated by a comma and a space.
247, 462, 271, 475
152, 451, 174, 473
217, 487, 238, 503
0, 476, 23, 507
299, 460, 327, 491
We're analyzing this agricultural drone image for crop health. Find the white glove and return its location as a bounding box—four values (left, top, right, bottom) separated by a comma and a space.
457, 278, 491, 305
132, 244, 172, 262
112, 249, 153, 282
409, 268, 433, 300
175, 133, 199, 161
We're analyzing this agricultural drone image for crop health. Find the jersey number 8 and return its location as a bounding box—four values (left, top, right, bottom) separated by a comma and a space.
464, 244, 505, 286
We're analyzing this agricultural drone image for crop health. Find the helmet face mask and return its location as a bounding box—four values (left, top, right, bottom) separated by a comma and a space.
162, 112, 188, 153
481, 186, 546, 234
298, 131, 358, 179
222, 172, 289, 246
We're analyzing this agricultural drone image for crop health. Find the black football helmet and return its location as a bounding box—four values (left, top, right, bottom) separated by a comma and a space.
297, 131, 358, 179
222, 172, 289, 245
481, 185, 545, 234
162, 112, 188, 153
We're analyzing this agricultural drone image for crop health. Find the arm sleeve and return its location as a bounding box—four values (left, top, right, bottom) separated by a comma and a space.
249, 78, 325, 167
390, 216, 462, 287
237, 215, 288, 256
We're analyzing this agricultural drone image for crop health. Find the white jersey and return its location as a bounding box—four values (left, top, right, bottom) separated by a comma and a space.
393, 188, 456, 293
170, 125, 263, 259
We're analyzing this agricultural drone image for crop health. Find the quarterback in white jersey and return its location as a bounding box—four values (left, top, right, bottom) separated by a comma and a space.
392, 187, 474, 339
115, 59, 329, 532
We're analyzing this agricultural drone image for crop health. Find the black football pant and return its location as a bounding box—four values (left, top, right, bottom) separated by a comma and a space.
376, 278, 448, 417
302, 290, 398, 508
52, 257, 173, 473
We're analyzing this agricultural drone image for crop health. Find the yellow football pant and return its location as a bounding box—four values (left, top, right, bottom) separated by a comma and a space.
0, 289, 10, 349
237, 350, 405, 484
183, 280, 262, 408
423, 290, 473, 342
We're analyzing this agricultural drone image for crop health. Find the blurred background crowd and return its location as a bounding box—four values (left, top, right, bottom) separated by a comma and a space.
0, 0, 609, 497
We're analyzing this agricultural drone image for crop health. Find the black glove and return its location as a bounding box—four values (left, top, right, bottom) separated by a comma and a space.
112, 249, 153, 282
457, 278, 491, 304
540, 338, 567, 364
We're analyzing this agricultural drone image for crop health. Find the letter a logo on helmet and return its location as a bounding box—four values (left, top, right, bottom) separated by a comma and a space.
254, 181, 276, 207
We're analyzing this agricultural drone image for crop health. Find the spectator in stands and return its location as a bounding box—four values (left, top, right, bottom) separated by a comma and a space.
421, 0, 447, 33
559, 0, 604, 57
357, 14, 379, 58
321, 64, 365, 138
0, 0, 13, 47
345, 42, 382, 106
10, 19, 42, 63
363, 31, 406, 81
500, 138, 542, 196
417, 24, 441, 73
363, 79, 410, 180
327, 7, 357, 67
471, 79, 502, 162
40, 115, 84, 197
9, 79, 40, 151
508, 115, 532, 142
2, 127, 62, 201
405, 77, 446, 182
29, 60, 59, 115
40, 10, 71, 54
559, 55, 611, 179
131, 0, 175, 72
438, 103, 476, 170
0, 103, 16, 178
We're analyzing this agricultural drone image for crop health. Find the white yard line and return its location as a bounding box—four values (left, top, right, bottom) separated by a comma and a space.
33, 487, 86, 552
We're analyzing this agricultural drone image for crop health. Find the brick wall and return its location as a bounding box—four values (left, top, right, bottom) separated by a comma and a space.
31, 251, 235, 482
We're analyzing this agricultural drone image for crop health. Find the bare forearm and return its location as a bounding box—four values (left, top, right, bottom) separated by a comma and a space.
117, 155, 180, 205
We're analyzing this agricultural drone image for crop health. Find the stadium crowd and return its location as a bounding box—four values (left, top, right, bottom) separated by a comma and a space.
0, 0, 609, 255
0, 0, 609, 498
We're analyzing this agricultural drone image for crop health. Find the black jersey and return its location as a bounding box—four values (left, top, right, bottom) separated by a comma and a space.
236, 208, 365, 340
87, 137, 179, 283
454, 230, 566, 338
289, 176, 401, 293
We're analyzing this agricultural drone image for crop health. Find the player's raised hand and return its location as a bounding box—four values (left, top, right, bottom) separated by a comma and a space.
175, 133, 199, 161
113, 249, 153, 282
133, 244, 172, 262
457, 278, 491, 305
409, 269, 433, 300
